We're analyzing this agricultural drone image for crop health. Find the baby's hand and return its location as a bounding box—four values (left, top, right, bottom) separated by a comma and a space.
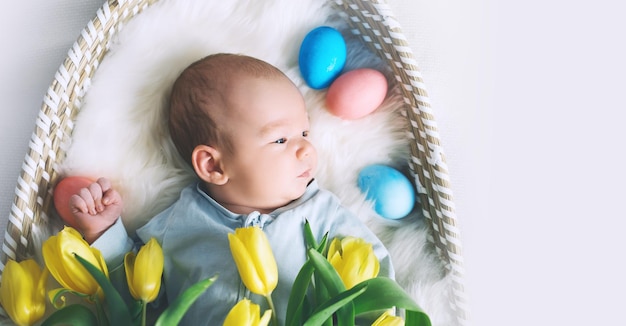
69, 177, 123, 243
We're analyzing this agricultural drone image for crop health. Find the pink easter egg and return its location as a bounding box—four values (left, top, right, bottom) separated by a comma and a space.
325, 68, 387, 120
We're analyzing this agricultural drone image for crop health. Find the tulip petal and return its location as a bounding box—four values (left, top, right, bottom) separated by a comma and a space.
326, 237, 380, 289
338, 237, 359, 254
223, 299, 273, 326
228, 233, 266, 295
223, 299, 253, 326
42, 227, 106, 297
124, 252, 139, 300
42, 235, 72, 291
250, 301, 261, 324
237, 228, 278, 294
48, 288, 70, 309
340, 258, 359, 288
133, 238, 164, 302
21, 260, 43, 282
0, 260, 47, 325
372, 310, 405, 326
57, 234, 96, 294
327, 238, 341, 260
0, 260, 19, 303
328, 250, 345, 283
36, 267, 49, 301
0, 260, 28, 324
90, 246, 109, 278
360, 249, 379, 280
259, 309, 272, 326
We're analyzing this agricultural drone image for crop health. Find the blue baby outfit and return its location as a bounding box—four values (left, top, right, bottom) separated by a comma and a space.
94, 179, 394, 325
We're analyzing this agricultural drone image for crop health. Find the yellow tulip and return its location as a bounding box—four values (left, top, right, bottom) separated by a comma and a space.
327, 236, 380, 289
0, 259, 47, 326
371, 310, 405, 326
227, 227, 278, 296
124, 238, 164, 302
223, 298, 272, 326
42, 226, 108, 298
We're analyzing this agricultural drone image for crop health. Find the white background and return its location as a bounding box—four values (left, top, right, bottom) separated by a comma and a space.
1, 1, 625, 325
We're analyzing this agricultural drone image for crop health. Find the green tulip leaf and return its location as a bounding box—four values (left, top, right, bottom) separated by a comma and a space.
405, 310, 432, 326
74, 254, 134, 325
352, 277, 431, 326
307, 249, 354, 326
301, 221, 328, 326
301, 295, 314, 325
304, 219, 317, 250
303, 220, 328, 254
48, 288, 89, 309
286, 260, 315, 326
307, 249, 346, 293
155, 274, 217, 326
129, 299, 143, 323
313, 272, 331, 326
303, 282, 367, 326
316, 232, 329, 255
41, 304, 98, 326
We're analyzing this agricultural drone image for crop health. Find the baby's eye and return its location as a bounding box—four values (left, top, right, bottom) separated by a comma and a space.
302, 131, 309, 137
274, 138, 287, 144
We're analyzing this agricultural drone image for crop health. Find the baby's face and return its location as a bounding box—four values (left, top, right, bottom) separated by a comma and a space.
217, 75, 317, 212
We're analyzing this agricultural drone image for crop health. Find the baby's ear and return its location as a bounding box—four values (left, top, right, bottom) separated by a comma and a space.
191, 145, 228, 185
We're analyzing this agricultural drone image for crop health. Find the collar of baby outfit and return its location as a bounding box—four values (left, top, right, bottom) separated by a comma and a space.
194, 179, 320, 228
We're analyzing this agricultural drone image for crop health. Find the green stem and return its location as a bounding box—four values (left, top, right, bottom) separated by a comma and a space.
265, 293, 278, 326
94, 295, 107, 326
141, 301, 147, 326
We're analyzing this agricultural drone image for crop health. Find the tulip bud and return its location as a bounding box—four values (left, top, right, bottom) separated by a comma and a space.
42, 226, 108, 298
0, 259, 47, 326
327, 236, 380, 289
371, 310, 405, 326
228, 227, 278, 296
223, 299, 271, 326
125, 238, 164, 302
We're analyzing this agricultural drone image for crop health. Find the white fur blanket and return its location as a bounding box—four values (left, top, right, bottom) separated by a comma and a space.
55, 0, 455, 324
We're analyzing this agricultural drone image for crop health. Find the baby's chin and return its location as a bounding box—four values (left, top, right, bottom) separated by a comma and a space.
256, 178, 313, 212
297, 177, 315, 196
273, 184, 311, 209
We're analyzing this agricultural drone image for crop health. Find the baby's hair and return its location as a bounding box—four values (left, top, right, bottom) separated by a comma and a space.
168, 53, 286, 167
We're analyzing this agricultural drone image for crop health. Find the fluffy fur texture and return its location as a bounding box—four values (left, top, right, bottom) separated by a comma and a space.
54, 0, 456, 324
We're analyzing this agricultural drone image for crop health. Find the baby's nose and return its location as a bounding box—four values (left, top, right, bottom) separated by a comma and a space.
296, 140, 314, 159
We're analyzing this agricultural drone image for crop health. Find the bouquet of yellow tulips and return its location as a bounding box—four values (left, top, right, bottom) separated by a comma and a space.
0, 226, 215, 326
0, 222, 430, 326
225, 221, 431, 326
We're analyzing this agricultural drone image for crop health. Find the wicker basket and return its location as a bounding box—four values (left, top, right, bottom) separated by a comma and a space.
0, 0, 467, 324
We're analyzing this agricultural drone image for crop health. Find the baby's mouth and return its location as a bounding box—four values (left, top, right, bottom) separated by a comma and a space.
298, 169, 311, 179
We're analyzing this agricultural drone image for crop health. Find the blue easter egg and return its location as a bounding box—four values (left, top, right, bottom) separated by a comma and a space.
299, 26, 347, 89
357, 165, 416, 220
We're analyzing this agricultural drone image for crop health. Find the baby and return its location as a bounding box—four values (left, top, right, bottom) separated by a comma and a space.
70, 53, 394, 325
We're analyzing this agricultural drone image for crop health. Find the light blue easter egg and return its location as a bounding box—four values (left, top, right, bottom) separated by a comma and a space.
298, 26, 347, 89
357, 165, 416, 220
